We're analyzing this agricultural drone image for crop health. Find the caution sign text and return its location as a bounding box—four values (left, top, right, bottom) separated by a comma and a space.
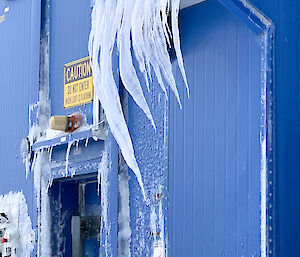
64, 57, 93, 108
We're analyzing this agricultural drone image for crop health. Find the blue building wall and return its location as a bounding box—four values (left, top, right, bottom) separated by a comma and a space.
0, 0, 298, 256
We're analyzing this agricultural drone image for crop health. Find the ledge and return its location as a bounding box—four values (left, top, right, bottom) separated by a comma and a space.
32, 126, 106, 151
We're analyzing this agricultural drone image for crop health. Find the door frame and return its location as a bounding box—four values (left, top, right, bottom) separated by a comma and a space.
215, 1, 275, 256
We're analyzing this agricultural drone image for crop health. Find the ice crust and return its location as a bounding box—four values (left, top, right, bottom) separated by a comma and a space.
89, 0, 188, 197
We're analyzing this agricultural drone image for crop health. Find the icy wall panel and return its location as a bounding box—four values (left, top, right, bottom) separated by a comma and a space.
127, 67, 169, 256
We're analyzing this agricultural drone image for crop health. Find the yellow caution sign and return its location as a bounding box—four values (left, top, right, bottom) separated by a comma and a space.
64, 57, 93, 109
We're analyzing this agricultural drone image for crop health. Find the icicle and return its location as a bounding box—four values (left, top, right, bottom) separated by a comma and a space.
33, 151, 52, 257
65, 141, 73, 177
31, 151, 38, 171
171, 0, 189, 97
97, 149, 112, 256
118, 0, 156, 130
97, 150, 107, 194
48, 146, 53, 162
89, 0, 189, 199
131, 0, 151, 91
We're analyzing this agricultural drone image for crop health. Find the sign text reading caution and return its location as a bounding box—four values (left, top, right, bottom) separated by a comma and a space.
64, 57, 93, 108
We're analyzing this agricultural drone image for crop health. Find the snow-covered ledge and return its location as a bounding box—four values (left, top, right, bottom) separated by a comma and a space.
180, 0, 206, 9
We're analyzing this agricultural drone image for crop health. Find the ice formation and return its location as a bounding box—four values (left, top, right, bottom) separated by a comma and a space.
52, 200, 68, 256
0, 191, 35, 256
33, 151, 52, 257
118, 156, 131, 257
97, 149, 112, 255
89, 0, 188, 197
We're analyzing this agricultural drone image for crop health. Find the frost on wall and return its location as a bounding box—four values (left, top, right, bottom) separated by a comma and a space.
0, 191, 35, 256
89, 0, 189, 197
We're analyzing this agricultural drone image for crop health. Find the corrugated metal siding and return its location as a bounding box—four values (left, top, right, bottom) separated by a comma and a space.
0, 0, 40, 238
169, 1, 262, 256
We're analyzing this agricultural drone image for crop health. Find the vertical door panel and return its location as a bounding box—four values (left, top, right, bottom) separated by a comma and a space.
169, 1, 262, 256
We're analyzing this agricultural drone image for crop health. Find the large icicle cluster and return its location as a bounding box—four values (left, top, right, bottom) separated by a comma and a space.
89, 0, 188, 196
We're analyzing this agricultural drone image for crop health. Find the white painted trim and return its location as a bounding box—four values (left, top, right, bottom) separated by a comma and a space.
260, 137, 267, 257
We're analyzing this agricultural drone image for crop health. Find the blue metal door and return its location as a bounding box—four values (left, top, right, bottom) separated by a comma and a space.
49, 175, 101, 257
169, 1, 264, 256
81, 181, 101, 257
